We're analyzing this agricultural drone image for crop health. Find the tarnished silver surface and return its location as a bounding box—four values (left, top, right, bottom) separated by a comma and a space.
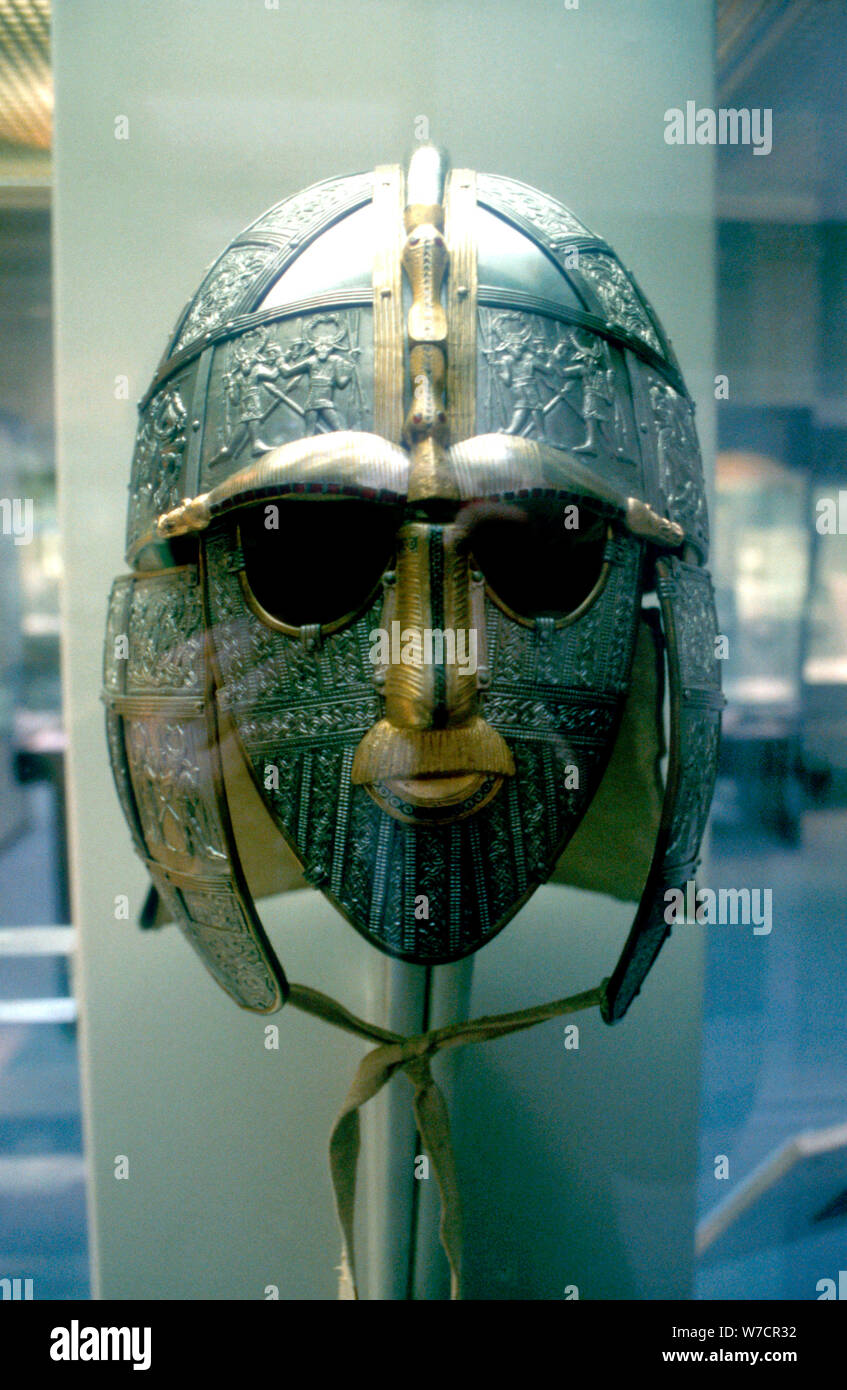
476, 308, 641, 487
603, 557, 723, 1021
126, 371, 195, 559
257, 202, 378, 311
202, 521, 642, 961
103, 567, 286, 1012
476, 173, 600, 246
200, 308, 372, 477
477, 174, 669, 362
167, 173, 374, 360
644, 370, 710, 559
106, 147, 720, 1017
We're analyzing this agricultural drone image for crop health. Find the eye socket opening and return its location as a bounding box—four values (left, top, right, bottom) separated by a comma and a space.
235, 498, 401, 634
459, 498, 611, 627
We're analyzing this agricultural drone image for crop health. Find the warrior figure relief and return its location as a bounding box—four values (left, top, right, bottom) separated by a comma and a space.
483, 313, 626, 456
221, 315, 361, 457
278, 316, 361, 436
483, 312, 556, 439
650, 378, 692, 501
553, 329, 619, 456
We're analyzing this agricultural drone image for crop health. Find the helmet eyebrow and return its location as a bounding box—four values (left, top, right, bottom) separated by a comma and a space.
448, 435, 686, 550
157, 426, 686, 554
156, 430, 410, 537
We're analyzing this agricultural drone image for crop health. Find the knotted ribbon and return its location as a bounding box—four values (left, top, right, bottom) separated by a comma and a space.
288, 980, 606, 1299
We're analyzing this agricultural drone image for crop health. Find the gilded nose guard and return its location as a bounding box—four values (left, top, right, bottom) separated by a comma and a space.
351, 518, 514, 824
351, 142, 513, 824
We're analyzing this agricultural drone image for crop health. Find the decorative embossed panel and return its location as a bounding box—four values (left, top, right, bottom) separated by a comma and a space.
665, 707, 721, 869
169, 174, 373, 359
199, 308, 373, 480
574, 252, 662, 354
103, 577, 133, 693
645, 371, 709, 558
477, 307, 640, 478
124, 716, 228, 876
666, 563, 721, 692
126, 570, 205, 693
105, 710, 145, 857
178, 888, 280, 1012
103, 568, 286, 1009
660, 558, 723, 871
604, 553, 723, 1023
477, 173, 597, 248
173, 244, 280, 353
486, 534, 642, 694
243, 174, 372, 242
126, 370, 195, 556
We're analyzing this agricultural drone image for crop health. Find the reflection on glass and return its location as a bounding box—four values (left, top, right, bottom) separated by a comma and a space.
715, 451, 809, 707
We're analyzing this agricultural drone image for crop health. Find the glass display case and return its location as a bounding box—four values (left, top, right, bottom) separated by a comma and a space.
713, 450, 809, 840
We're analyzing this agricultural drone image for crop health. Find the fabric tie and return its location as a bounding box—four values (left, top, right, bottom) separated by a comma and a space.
288, 980, 606, 1299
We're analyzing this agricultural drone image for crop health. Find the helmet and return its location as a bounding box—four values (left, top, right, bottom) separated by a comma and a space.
104, 145, 722, 1024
